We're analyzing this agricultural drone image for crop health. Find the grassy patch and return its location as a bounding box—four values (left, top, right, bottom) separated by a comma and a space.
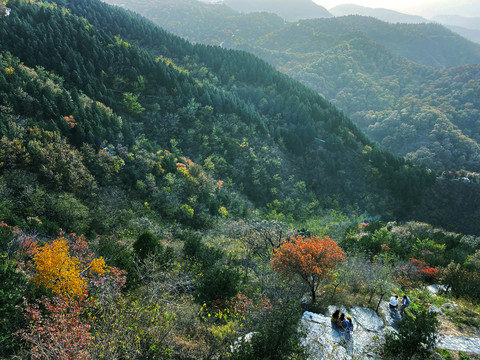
444, 306, 480, 329
459, 352, 471, 360
437, 348, 454, 360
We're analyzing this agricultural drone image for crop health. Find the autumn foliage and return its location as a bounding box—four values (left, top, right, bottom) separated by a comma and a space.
19, 296, 93, 360
30, 236, 107, 299
401, 257, 439, 283
14, 232, 123, 359
271, 236, 346, 302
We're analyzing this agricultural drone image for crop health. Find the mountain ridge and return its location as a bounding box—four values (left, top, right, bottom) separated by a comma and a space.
223, 0, 332, 21
329, 4, 429, 24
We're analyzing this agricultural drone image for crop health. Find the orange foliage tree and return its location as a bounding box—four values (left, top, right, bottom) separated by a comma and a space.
271, 236, 346, 303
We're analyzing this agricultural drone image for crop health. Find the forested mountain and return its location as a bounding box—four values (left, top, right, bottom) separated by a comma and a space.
103, 0, 480, 174
328, 6, 480, 45
440, 25, 480, 45
111, 0, 287, 47
0, 0, 438, 236
433, 15, 480, 31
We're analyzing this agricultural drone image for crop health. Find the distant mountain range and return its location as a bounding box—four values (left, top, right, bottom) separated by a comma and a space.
329, 4, 428, 24
194, 0, 480, 44
432, 15, 480, 31
327, 5, 480, 45
431, 15, 480, 44
223, 0, 332, 21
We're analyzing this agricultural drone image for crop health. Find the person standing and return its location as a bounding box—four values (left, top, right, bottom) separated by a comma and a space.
389, 294, 399, 309
340, 315, 354, 347
401, 295, 410, 315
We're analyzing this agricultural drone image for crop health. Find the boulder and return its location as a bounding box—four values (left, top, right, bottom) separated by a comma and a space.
437, 335, 480, 354
440, 302, 458, 313
427, 284, 447, 295
303, 304, 480, 358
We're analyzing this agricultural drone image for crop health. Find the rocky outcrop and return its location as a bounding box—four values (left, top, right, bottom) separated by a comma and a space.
437, 335, 480, 354
301, 306, 386, 359
302, 303, 480, 359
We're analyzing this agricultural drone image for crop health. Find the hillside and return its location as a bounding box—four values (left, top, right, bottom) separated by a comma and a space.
106, 0, 480, 174
1, 0, 438, 235
109, 0, 287, 46
433, 15, 480, 31
329, 6, 480, 45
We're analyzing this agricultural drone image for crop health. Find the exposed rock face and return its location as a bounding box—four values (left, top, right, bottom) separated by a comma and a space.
427, 284, 448, 295
350, 306, 384, 332
301, 306, 386, 359
378, 301, 401, 329
437, 335, 480, 354
302, 303, 480, 358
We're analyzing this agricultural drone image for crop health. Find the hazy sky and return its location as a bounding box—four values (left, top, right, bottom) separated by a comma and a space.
313, 0, 480, 18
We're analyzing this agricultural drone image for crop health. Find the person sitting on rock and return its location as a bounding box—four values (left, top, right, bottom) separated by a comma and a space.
337, 313, 345, 328
389, 294, 399, 309
331, 309, 341, 323
343, 315, 353, 333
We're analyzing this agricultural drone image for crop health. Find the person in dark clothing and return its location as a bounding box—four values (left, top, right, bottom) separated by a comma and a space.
400, 295, 411, 315
336, 313, 345, 328
331, 309, 341, 323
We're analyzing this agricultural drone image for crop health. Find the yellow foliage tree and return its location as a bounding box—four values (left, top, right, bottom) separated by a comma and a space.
31, 237, 107, 299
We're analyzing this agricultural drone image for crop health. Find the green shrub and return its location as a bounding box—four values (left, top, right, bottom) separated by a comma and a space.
446, 307, 480, 328
436, 349, 453, 360
134, 232, 174, 269
383, 308, 439, 360
230, 301, 306, 360
0, 224, 15, 253
181, 231, 223, 269
0, 254, 27, 356
134, 232, 162, 260
97, 236, 137, 289
181, 232, 203, 260
459, 352, 471, 360
194, 265, 241, 304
